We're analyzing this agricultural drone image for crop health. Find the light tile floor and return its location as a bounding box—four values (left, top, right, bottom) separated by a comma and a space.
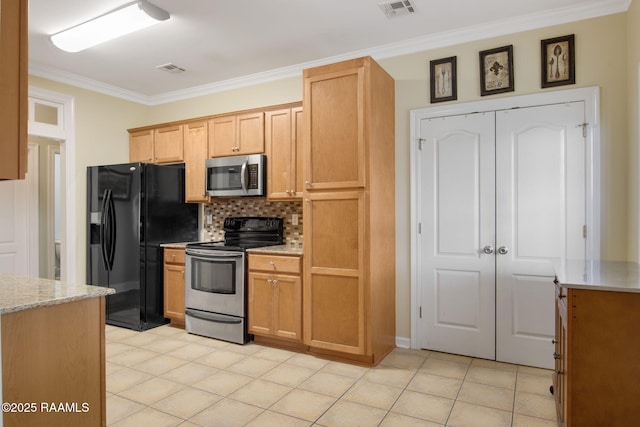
106, 325, 558, 427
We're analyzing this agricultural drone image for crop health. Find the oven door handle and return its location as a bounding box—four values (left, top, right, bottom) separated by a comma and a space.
186, 252, 244, 259
186, 309, 243, 324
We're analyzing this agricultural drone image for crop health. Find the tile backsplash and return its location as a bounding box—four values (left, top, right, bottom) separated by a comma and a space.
203, 199, 303, 246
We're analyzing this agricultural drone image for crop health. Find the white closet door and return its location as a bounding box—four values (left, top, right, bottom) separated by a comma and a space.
0, 144, 38, 277
418, 112, 496, 359
0, 178, 28, 275
495, 102, 586, 368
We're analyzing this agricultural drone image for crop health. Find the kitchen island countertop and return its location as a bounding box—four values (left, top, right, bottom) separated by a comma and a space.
554, 260, 640, 293
0, 273, 115, 314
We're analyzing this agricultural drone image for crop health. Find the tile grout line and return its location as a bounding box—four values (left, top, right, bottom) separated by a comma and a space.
106, 327, 556, 426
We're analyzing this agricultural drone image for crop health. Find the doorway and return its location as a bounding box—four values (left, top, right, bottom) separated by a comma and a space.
27, 87, 75, 282
410, 87, 600, 369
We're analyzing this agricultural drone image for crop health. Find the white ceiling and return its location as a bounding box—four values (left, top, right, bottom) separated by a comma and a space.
28, 0, 629, 105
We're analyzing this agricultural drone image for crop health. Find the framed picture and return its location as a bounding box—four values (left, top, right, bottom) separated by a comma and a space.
541, 34, 575, 88
430, 56, 457, 103
479, 45, 514, 96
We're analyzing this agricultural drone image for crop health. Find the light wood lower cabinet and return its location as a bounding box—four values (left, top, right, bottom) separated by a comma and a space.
553, 282, 640, 426
248, 254, 302, 343
2, 297, 107, 426
163, 248, 186, 327
304, 191, 365, 356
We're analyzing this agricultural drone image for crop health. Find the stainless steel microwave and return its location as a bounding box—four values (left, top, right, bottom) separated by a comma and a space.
205, 154, 266, 197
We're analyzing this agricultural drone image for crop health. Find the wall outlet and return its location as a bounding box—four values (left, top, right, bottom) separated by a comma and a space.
291, 214, 299, 226
206, 213, 213, 225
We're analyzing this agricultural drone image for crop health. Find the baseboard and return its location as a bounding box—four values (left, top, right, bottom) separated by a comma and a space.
395, 336, 411, 349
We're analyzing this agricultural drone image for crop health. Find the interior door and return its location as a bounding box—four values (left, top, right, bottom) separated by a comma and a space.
418, 102, 586, 369
495, 102, 585, 368
418, 112, 496, 359
0, 144, 37, 276
0, 179, 28, 274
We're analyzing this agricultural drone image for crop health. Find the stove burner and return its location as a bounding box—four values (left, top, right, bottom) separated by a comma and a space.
186, 217, 283, 253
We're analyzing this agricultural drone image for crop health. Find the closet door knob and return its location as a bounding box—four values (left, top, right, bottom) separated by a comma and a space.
483, 246, 494, 255
498, 246, 509, 255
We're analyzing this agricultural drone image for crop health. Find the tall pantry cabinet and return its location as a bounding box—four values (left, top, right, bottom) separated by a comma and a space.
302, 56, 396, 365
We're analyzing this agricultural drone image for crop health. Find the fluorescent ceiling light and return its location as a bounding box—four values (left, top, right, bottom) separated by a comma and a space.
50, 1, 170, 53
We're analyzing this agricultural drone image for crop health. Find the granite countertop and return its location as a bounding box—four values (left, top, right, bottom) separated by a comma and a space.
0, 273, 115, 314
247, 244, 304, 256
160, 242, 198, 249
554, 260, 640, 293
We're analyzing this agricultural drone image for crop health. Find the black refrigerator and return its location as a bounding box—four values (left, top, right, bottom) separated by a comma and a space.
87, 163, 198, 331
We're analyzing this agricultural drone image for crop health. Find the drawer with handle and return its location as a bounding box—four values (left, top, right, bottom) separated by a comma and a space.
248, 254, 301, 274
165, 248, 186, 265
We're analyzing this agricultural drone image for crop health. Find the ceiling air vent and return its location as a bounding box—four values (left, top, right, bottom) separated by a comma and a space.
378, 0, 416, 18
156, 63, 186, 74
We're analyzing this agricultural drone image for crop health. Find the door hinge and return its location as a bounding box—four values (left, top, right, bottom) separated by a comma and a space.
419, 306, 422, 318
418, 222, 422, 234
583, 225, 587, 239
578, 122, 588, 138
418, 138, 425, 150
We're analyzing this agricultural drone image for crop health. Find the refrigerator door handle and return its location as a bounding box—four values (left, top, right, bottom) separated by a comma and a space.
106, 189, 117, 270
99, 189, 110, 271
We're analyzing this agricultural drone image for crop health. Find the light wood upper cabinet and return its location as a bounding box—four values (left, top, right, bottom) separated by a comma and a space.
154, 124, 184, 164
184, 121, 210, 203
209, 115, 236, 157
129, 129, 154, 163
304, 65, 365, 190
209, 112, 264, 157
0, 0, 28, 180
129, 125, 184, 164
266, 106, 303, 199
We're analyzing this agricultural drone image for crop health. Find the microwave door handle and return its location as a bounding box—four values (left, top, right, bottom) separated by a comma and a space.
240, 160, 248, 194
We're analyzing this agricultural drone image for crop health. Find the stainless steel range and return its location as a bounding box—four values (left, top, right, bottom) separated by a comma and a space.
184, 217, 283, 344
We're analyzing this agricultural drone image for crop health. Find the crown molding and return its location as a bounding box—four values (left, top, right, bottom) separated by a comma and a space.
29, 0, 630, 106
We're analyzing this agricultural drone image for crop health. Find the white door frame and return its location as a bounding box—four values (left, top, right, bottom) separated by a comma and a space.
409, 86, 601, 349
26, 143, 39, 277
28, 86, 76, 284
